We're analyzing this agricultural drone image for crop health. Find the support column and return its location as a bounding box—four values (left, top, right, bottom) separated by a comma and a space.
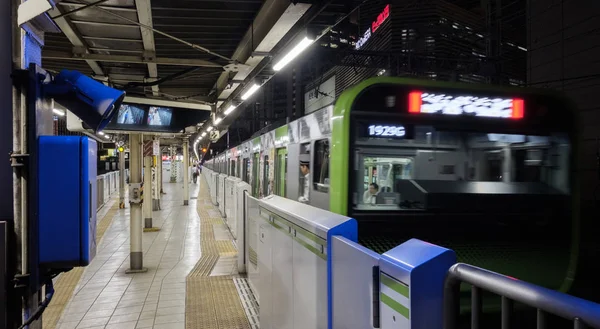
183, 139, 190, 205
127, 133, 147, 273
119, 149, 125, 208
159, 149, 164, 194
143, 154, 153, 228
153, 137, 161, 210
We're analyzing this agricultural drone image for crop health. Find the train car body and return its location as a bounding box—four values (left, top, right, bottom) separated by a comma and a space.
206, 77, 579, 298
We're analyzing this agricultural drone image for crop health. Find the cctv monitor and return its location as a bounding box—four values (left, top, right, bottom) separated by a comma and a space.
116, 104, 146, 125
148, 107, 173, 126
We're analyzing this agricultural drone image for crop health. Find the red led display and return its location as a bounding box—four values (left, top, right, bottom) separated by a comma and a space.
408, 91, 525, 119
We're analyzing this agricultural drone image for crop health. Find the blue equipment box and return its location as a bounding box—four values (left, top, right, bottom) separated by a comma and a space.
38, 136, 97, 267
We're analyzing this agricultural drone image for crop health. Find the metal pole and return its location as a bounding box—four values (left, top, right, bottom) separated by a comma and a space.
153, 137, 160, 210
127, 133, 146, 273
183, 138, 190, 205
119, 149, 125, 208
143, 153, 152, 228
159, 148, 164, 194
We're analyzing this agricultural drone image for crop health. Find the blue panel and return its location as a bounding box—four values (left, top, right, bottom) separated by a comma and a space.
380, 239, 456, 329
326, 218, 358, 329
38, 136, 97, 267
80, 138, 97, 265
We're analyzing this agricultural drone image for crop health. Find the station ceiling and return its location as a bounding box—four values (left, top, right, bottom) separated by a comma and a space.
42, 0, 359, 132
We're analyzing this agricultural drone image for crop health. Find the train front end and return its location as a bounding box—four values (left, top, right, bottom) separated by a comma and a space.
330, 77, 578, 297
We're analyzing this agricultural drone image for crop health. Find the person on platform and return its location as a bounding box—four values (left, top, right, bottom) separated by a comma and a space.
298, 155, 310, 203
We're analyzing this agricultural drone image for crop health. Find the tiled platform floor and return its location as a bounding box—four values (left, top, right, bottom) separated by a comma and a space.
55, 181, 201, 329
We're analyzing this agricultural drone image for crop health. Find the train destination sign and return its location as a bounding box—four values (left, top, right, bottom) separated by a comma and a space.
408, 91, 524, 119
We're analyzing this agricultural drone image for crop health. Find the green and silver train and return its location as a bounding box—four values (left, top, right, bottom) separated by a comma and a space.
206, 77, 579, 295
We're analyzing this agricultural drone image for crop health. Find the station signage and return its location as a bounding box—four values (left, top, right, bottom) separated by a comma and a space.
355, 4, 390, 50
408, 91, 525, 119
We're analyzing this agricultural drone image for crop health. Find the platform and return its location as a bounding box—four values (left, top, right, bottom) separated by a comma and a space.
49, 175, 258, 329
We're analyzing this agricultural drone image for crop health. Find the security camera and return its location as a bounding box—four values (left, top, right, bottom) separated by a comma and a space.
44, 70, 125, 132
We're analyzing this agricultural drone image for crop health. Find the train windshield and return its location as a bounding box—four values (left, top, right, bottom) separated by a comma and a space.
354, 125, 570, 211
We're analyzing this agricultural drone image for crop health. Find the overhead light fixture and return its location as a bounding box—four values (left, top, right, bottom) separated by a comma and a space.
241, 83, 260, 100
98, 131, 105, 136
224, 105, 236, 115
53, 108, 65, 116
214, 117, 223, 125
207, 126, 214, 132
104, 135, 110, 139
273, 36, 314, 71
201, 132, 207, 137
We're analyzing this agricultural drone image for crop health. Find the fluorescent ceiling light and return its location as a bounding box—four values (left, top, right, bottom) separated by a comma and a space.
214, 117, 223, 125
53, 108, 65, 116
201, 132, 207, 137
273, 36, 314, 71
224, 105, 236, 115
241, 84, 260, 100
98, 131, 105, 136
207, 126, 214, 132
104, 135, 110, 139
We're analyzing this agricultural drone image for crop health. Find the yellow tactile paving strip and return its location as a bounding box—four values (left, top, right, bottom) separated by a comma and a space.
185, 175, 251, 329
43, 201, 120, 329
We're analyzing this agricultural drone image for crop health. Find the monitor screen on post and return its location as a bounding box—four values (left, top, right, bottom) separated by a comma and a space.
116, 104, 145, 125
148, 107, 173, 126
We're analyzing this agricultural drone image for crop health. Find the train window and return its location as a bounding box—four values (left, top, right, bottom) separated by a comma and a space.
252, 153, 260, 197
243, 158, 250, 183
263, 155, 269, 197
354, 128, 571, 210
313, 139, 330, 193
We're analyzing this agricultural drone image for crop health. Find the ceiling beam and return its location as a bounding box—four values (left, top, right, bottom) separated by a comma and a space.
43, 50, 224, 68
211, 1, 311, 105
135, 0, 159, 96
48, 6, 104, 75
124, 96, 212, 111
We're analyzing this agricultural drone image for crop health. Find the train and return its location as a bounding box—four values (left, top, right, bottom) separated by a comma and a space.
205, 77, 579, 303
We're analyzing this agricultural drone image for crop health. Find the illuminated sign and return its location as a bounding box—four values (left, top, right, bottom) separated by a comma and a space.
367, 124, 406, 138
355, 28, 371, 50
354, 4, 390, 50
372, 4, 390, 33
408, 91, 524, 119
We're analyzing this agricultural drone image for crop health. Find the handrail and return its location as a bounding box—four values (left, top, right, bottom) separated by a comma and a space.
444, 263, 600, 329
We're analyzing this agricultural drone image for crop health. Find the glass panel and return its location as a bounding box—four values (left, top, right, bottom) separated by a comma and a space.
354, 127, 570, 211
263, 155, 269, 197
313, 139, 330, 193
275, 148, 287, 197
252, 153, 259, 197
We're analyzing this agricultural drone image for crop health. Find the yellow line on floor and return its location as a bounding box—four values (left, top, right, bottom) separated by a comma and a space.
43, 201, 120, 329
185, 175, 251, 329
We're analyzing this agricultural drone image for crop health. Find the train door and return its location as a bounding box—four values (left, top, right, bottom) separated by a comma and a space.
310, 139, 330, 210
252, 153, 260, 197
243, 157, 250, 183
275, 148, 287, 197
263, 155, 269, 197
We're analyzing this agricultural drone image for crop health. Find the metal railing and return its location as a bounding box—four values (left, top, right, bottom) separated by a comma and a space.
444, 263, 600, 329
